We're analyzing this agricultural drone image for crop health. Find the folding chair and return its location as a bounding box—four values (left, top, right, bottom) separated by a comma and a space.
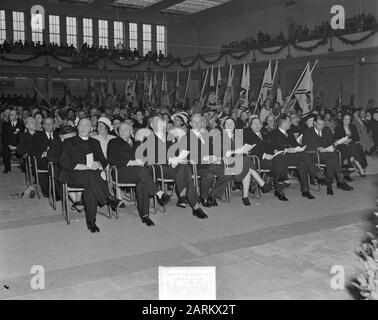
108, 165, 148, 219
32, 156, 48, 199
61, 180, 112, 225
150, 164, 176, 213
24, 154, 33, 187
48, 162, 56, 211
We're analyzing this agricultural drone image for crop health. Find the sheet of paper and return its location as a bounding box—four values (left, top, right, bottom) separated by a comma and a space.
336, 136, 348, 145
86, 153, 94, 168
177, 150, 190, 161
272, 150, 284, 158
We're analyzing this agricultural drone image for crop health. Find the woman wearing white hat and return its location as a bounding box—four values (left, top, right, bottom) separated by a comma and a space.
93, 117, 115, 159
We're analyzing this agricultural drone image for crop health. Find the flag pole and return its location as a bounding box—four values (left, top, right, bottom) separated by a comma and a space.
282, 62, 309, 111
253, 61, 271, 114
183, 68, 191, 109
199, 68, 209, 110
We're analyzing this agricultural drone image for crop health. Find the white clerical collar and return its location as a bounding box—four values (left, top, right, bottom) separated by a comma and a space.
80, 136, 89, 141
278, 127, 287, 135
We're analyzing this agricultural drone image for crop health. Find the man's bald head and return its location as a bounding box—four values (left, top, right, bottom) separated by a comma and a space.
77, 118, 91, 138
118, 122, 133, 140
191, 113, 203, 130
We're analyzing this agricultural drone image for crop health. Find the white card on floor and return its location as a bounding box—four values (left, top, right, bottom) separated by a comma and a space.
159, 266, 216, 300
86, 153, 94, 168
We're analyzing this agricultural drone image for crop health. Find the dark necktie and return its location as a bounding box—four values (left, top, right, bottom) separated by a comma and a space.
127, 138, 133, 148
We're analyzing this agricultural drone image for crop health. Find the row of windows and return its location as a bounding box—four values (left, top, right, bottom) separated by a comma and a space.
0, 10, 166, 54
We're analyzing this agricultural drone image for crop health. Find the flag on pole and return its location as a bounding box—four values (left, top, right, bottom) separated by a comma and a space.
143, 72, 150, 105
293, 63, 313, 114
151, 71, 158, 105
132, 75, 139, 108
238, 62, 247, 109
223, 64, 234, 109
175, 70, 180, 105
259, 61, 273, 103
216, 65, 222, 110
337, 81, 343, 107
183, 68, 191, 109
86, 78, 96, 103
199, 68, 209, 111
63, 81, 72, 105
207, 66, 217, 110
99, 82, 106, 107
148, 76, 153, 103
161, 72, 170, 108
276, 82, 283, 106
33, 85, 50, 106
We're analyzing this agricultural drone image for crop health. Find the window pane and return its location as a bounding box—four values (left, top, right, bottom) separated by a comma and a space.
31, 12, 43, 43
66, 16, 77, 47
49, 15, 60, 44
114, 21, 123, 46
12, 11, 25, 42
129, 22, 138, 50
98, 19, 108, 48
83, 18, 93, 46
156, 25, 166, 55
142, 23, 151, 55
0, 10, 6, 43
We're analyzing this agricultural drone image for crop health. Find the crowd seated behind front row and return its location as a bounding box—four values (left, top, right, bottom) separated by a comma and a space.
1, 93, 378, 233
222, 13, 377, 51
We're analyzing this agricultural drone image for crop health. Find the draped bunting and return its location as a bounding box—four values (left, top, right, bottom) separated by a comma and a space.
1, 25, 377, 69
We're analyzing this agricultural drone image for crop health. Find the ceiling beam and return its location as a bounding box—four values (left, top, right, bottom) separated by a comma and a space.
139, 0, 184, 14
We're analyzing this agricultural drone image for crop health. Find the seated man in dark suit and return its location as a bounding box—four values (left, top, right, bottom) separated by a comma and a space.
244, 117, 290, 201
59, 118, 121, 233
138, 115, 207, 219
107, 122, 170, 227
30, 117, 59, 197
303, 115, 353, 195
268, 113, 326, 199
186, 114, 231, 207
17, 116, 36, 158
1, 109, 25, 173
47, 125, 77, 203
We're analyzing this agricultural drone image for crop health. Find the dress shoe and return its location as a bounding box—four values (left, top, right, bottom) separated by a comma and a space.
87, 221, 100, 233
260, 183, 272, 193
302, 191, 315, 199
176, 196, 187, 208
142, 216, 155, 226
337, 181, 353, 191
157, 193, 171, 206
192, 208, 208, 219
242, 197, 251, 206
107, 195, 122, 211
274, 190, 288, 201
2, 170, 9, 174
208, 194, 218, 206
200, 196, 212, 208
326, 185, 334, 195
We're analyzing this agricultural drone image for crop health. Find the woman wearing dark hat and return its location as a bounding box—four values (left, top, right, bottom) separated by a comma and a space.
334, 113, 368, 176
222, 117, 272, 206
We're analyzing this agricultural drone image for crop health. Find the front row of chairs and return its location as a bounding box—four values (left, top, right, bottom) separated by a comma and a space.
24, 149, 347, 225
